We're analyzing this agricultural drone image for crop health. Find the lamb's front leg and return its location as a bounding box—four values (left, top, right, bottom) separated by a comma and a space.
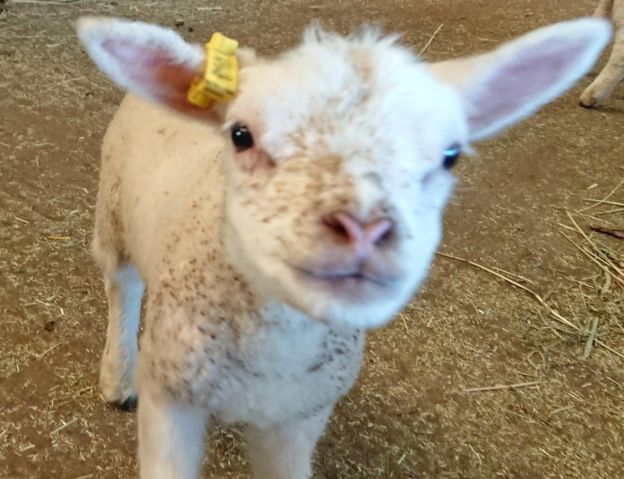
137, 377, 209, 479
99, 263, 144, 409
245, 406, 333, 479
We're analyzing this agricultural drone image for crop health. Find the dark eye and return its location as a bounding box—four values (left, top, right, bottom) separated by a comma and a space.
231, 123, 254, 151
442, 145, 461, 169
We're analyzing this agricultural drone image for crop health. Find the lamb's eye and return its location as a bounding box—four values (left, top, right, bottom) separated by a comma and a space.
442, 145, 461, 169
231, 123, 254, 151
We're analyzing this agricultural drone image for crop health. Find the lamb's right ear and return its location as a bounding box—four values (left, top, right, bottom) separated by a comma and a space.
76, 17, 251, 119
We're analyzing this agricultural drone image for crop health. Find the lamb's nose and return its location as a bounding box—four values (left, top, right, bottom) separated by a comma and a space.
323, 212, 394, 251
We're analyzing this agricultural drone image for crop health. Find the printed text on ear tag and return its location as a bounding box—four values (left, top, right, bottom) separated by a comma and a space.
187, 32, 239, 108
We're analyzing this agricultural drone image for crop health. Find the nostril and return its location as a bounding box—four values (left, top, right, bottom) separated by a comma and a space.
323, 215, 348, 241
322, 212, 364, 244
366, 218, 394, 246
322, 212, 393, 248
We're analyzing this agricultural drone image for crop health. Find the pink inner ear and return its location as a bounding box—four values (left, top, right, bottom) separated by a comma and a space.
102, 39, 201, 113
468, 37, 586, 132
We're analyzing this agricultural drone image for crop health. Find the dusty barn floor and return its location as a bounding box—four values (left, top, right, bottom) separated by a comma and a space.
1, 0, 623, 477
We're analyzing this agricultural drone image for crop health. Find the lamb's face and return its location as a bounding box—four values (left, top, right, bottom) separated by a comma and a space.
222, 32, 467, 329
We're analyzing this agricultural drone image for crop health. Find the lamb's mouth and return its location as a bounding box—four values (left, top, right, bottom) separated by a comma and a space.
291, 265, 399, 297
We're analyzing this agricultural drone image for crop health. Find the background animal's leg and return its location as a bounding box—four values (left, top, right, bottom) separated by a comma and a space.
99, 263, 144, 409
245, 406, 333, 479
580, 2, 624, 106
594, 0, 615, 18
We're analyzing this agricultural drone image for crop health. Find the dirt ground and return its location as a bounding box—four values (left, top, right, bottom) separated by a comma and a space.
1, 0, 623, 477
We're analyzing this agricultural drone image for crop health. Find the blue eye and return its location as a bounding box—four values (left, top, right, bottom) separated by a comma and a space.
442, 145, 460, 169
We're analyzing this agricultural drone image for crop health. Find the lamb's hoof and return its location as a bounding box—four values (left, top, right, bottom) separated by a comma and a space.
112, 395, 138, 412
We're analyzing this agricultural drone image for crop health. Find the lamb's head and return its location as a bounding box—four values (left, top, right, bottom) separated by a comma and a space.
77, 17, 610, 329
220, 31, 465, 328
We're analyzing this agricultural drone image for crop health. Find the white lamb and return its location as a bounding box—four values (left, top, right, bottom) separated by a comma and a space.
77, 16, 609, 479
580, 0, 624, 106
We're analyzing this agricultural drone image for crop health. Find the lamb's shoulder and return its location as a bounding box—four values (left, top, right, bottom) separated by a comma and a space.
101, 94, 227, 277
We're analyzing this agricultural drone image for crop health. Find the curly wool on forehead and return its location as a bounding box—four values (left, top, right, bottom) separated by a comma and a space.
237, 24, 419, 97
296, 23, 412, 83
301, 23, 401, 51
230, 24, 462, 159
234, 24, 442, 121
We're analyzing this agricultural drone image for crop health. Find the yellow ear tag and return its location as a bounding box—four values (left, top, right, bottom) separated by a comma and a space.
187, 32, 239, 108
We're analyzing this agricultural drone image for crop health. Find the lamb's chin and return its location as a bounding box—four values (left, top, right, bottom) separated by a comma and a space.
267, 272, 406, 330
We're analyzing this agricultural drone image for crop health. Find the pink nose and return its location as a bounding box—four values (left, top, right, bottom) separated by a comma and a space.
323, 212, 394, 253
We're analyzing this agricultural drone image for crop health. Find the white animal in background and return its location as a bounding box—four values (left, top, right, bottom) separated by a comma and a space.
580, 0, 624, 106
77, 16, 609, 479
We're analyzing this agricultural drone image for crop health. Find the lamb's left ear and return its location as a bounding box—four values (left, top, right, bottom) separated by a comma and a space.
76, 17, 254, 119
429, 18, 611, 141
